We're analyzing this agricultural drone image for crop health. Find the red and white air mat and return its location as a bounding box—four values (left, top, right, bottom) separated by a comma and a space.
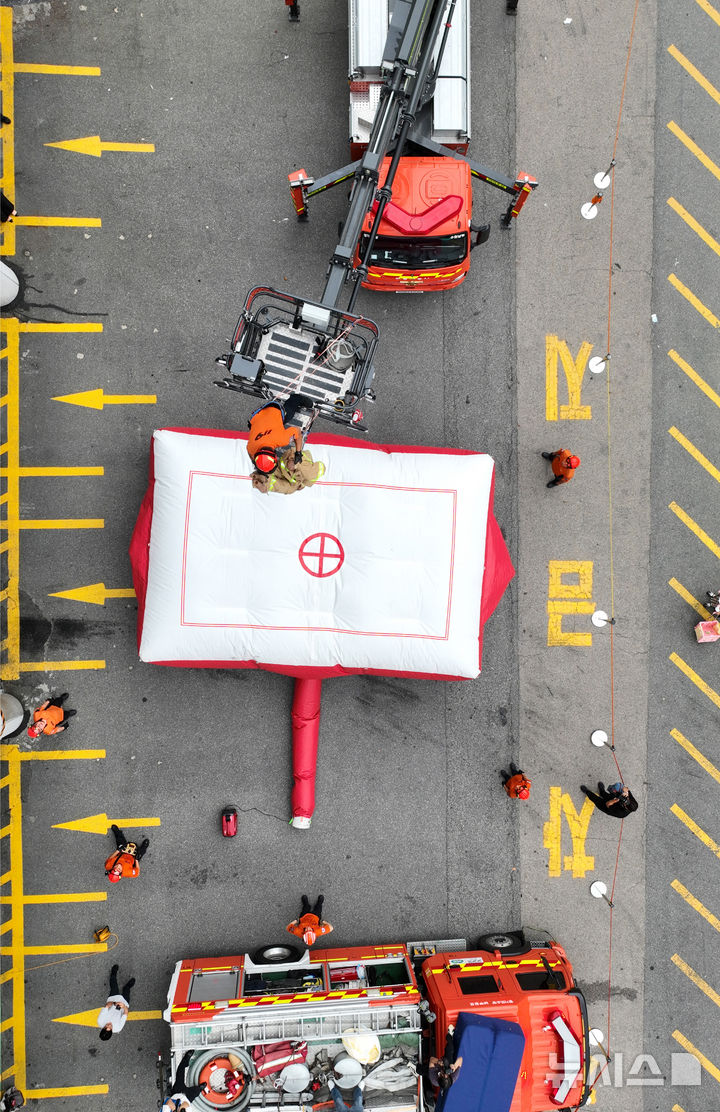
130, 428, 514, 826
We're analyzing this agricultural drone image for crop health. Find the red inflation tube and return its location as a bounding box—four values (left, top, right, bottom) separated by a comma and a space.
290, 677, 323, 829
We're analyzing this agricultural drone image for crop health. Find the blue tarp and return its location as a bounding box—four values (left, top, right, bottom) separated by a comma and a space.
436, 1013, 526, 1112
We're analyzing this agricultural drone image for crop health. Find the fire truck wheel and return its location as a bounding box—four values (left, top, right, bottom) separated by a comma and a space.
477, 931, 530, 956
250, 942, 303, 965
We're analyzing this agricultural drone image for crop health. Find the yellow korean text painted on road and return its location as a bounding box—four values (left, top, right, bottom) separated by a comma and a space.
53, 812, 161, 835
672, 953, 720, 1009
545, 335, 593, 420
669, 349, 720, 408
671, 727, 720, 784
672, 1030, 720, 1086
0, 745, 109, 1099
667, 120, 720, 182
696, 0, 720, 25
671, 804, 720, 859
671, 878, 720, 932
668, 44, 720, 106
0, 319, 106, 679
669, 426, 720, 482
543, 787, 595, 878
670, 652, 720, 711
669, 577, 713, 619
669, 501, 720, 559
667, 198, 720, 259
668, 273, 720, 328
547, 560, 595, 646
46, 135, 155, 158
53, 388, 156, 410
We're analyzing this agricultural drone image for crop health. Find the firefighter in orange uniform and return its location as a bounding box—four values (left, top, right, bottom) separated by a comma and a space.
500, 764, 531, 800
542, 449, 580, 488
104, 824, 150, 883
247, 398, 305, 472
286, 894, 333, 947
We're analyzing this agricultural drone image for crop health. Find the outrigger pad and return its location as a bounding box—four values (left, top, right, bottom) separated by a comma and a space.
130, 429, 514, 680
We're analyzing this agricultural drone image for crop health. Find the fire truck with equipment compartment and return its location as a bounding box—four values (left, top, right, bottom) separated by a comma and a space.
288, 0, 537, 295
162, 928, 590, 1111
215, 0, 536, 438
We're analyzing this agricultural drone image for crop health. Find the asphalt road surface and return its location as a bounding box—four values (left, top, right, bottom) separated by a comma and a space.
2, 1, 519, 1107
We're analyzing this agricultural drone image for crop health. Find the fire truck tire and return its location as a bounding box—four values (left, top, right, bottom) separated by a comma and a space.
477, 931, 530, 956
184, 1048, 255, 1110
249, 942, 303, 965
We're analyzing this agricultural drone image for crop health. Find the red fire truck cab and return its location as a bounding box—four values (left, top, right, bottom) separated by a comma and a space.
355, 158, 476, 293
163, 929, 589, 1112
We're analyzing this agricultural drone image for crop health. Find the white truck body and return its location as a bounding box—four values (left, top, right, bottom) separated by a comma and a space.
348, 0, 470, 150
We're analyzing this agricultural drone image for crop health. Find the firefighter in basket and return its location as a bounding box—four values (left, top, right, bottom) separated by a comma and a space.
248, 395, 324, 495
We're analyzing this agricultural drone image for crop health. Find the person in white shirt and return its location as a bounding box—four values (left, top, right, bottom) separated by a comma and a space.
97, 963, 135, 1041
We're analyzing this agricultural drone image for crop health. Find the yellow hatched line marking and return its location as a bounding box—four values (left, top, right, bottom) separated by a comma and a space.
0, 1016, 13, 1031
668, 44, 720, 105
672, 1030, 720, 1084
0, 746, 105, 761
12, 660, 106, 675
0, 466, 104, 477
668, 120, 720, 181
13, 215, 101, 229
16, 321, 103, 334
672, 953, 720, 1008
667, 197, 720, 258
0, 8, 15, 256
1, 518, 104, 530
668, 272, 720, 328
0, 920, 12, 936
0, 1066, 15, 1082
669, 426, 720, 482
669, 577, 713, 619
0, 892, 107, 905
0, 970, 13, 985
0, 872, 9, 885
671, 727, 720, 783
0, 317, 19, 679
696, 0, 720, 23
26, 1086, 109, 1100
671, 804, 720, 858
0, 942, 107, 956
9, 63, 100, 75
671, 879, 720, 931
4, 751, 26, 1090
669, 501, 720, 559
668, 348, 720, 408
670, 652, 720, 710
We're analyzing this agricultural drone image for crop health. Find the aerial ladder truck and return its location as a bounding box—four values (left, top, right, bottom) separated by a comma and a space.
215, 0, 535, 439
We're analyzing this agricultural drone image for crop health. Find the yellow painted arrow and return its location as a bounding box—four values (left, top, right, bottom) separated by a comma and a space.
52, 814, 161, 836
46, 135, 155, 158
50, 583, 136, 606
54, 1007, 163, 1028
53, 388, 156, 410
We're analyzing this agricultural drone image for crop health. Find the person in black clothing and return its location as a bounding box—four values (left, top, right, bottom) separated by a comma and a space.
161, 1050, 206, 1112
428, 1025, 463, 1091
581, 782, 638, 818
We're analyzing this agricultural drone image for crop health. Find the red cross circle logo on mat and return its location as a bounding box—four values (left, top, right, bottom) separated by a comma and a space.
299, 532, 345, 578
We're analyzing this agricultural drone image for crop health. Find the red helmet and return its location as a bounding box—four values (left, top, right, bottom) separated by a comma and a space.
254, 448, 279, 474
569, 455, 580, 469
27, 724, 41, 738
107, 871, 121, 883
518, 786, 530, 799
302, 927, 317, 946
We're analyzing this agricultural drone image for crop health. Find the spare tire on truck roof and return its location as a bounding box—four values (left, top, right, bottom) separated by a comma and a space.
476, 931, 530, 956
249, 942, 303, 965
